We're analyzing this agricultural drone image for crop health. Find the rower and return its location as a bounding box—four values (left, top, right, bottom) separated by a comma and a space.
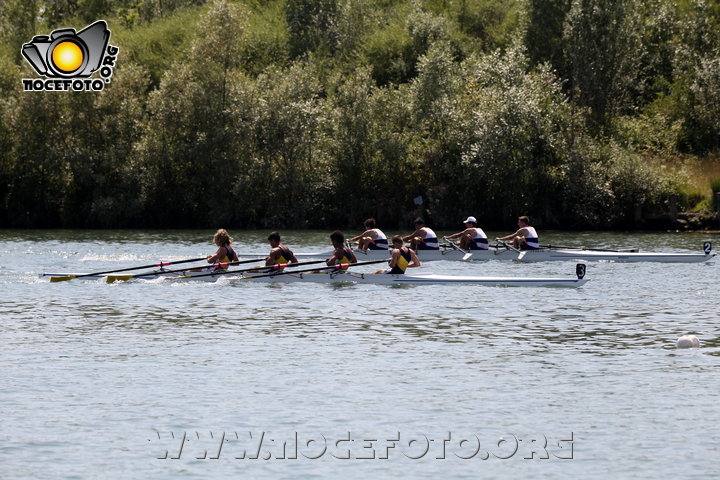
206, 228, 239, 269
496, 216, 540, 250
375, 235, 421, 274
265, 232, 299, 266
325, 231, 357, 270
349, 218, 388, 250
403, 217, 439, 251
443, 216, 488, 250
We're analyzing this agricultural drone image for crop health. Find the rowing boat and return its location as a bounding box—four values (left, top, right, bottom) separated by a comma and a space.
236, 242, 715, 263
40, 264, 589, 288
230, 270, 589, 287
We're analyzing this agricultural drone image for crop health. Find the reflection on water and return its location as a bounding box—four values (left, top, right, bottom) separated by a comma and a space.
0, 230, 718, 479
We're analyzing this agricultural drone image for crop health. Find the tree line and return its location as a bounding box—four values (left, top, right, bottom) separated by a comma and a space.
1, 0, 719, 230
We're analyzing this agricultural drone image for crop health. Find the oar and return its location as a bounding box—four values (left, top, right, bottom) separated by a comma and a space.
344, 240, 362, 257
235, 259, 389, 281
541, 244, 639, 253
171, 258, 334, 280
181, 259, 389, 280
105, 257, 269, 283
496, 239, 526, 260
50, 256, 210, 282
441, 238, 473, 260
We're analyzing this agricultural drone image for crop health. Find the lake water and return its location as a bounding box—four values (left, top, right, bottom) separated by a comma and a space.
1, 229, 718, 479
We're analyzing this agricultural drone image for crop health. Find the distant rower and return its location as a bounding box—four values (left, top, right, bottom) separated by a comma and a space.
443, 216, 488, 250
403, 217, 439, 251
496, 216, 540, 250
350, 218, 388, 250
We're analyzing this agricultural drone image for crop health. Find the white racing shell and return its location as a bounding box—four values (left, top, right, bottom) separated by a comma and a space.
234, 242, 715, 263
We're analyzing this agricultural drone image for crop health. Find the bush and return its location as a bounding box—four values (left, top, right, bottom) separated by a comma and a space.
711, 176, 720, 211
111, 5, 205, 85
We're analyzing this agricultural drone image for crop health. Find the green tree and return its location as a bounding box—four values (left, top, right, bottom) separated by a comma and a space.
457, 45, 571, 225
1, 88, 71, 227
285, 0, 339, 57
671, 0, 720, 152
689, 53, 720, 151
135, 1, 245, 226
0, 0, 40, 62
233, 60, 330, 227
455, 0, 523, 51
61, 64, 151, 226
563, 0, 643, 132
525, 0, 571, 73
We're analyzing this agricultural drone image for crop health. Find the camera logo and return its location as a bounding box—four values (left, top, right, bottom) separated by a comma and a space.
21, 20, 119, 92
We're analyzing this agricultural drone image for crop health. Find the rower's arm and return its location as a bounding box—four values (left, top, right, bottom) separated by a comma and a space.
265, 247, 278, 266
444, 230, 465, 239
402, 229, 420, 242
496, 230, 520, 241
326, 248, 342, 266
388, 250, 399, 268
408, 250, 421, 268
207, 246, 226, 263
349, 230, 370, 242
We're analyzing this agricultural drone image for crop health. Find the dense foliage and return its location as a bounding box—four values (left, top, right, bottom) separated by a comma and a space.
1, 0, 719, 229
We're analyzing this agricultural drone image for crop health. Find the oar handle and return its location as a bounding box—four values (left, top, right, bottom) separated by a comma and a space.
441, 237, 469, 253
496, 239, 521, 253
441, 238, 473, 260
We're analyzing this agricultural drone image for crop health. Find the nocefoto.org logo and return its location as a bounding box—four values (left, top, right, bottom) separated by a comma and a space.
21, 20, 119, 92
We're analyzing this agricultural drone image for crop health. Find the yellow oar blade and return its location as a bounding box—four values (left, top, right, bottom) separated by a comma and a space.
106, 275, 133, 283
49, 275, 76, 283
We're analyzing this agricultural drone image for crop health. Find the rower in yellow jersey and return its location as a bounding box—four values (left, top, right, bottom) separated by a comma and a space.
265, 232, 299, 266
325, 231, 357, 270
375, 235, 421, 274
202, 228, 239, 271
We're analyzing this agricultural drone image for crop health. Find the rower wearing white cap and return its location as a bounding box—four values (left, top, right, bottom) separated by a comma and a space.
443, 216, 489, 250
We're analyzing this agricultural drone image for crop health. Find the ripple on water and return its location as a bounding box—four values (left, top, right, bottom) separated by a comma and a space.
1, 230, 718, 479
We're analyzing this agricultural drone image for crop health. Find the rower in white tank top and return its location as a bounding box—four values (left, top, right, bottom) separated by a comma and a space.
350, 218, 389, 250
442, 216, 489, 250
495, 216, 540, 251
521, 226, 539, 249
369, 228, 388, 250
403, 217, 439, 251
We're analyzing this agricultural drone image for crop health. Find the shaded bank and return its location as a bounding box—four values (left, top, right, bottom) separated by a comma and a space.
1, 1, 719, 230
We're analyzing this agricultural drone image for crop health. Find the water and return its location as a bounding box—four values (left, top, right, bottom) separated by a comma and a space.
1, 230, 718, 479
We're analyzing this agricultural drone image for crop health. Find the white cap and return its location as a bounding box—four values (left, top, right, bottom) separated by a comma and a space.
463, 216, 477, 224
